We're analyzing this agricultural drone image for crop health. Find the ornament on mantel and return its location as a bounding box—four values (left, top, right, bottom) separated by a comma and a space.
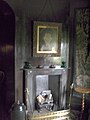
23, 61, 32, 69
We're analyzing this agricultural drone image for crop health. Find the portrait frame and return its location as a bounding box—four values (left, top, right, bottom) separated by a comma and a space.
33, 21, 62, 57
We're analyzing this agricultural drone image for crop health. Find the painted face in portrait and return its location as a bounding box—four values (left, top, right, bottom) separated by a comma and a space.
43, 33, 52, 46
41, 32, 56, 52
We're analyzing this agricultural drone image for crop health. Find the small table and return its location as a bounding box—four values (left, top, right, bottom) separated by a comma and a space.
75, 87, 90, 112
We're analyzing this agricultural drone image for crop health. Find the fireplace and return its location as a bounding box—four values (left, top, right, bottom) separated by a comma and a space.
23, 66, 69, 115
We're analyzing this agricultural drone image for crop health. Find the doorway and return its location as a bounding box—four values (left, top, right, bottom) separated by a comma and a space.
0, 1, 15, 120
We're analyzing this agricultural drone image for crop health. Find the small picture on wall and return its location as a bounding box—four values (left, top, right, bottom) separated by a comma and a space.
33, 21, 62, 57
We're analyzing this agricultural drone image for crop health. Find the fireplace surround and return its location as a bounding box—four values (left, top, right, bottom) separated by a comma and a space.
22, 66, 69, 115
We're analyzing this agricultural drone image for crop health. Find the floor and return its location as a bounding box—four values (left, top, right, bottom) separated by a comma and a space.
0, 99, 10, 120
0, 94, 90, 120
70, 94, 90, 120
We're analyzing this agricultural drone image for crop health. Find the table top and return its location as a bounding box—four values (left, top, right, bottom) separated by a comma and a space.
75, 87, 90, 94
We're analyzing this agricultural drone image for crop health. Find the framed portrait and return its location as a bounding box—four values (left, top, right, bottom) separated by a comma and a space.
33, 21, 62, 57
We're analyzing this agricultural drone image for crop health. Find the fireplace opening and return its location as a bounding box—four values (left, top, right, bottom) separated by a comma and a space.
34, 75, 61, 113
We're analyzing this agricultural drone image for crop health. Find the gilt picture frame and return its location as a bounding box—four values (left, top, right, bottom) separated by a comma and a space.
33, 21, 62, 57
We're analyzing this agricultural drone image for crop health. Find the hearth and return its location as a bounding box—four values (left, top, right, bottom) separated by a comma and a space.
22, 66, 69, 115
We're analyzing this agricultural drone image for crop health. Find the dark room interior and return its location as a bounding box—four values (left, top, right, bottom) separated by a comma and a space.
0, 0, 90, 120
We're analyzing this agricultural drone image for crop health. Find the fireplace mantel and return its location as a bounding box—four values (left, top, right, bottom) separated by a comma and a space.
22, 67, 69, 114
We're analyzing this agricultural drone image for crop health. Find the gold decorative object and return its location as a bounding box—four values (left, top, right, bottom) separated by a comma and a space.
28, 109, 70, 120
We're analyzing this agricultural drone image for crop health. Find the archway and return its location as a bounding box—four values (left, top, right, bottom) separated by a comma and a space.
0, 1, 15, 120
